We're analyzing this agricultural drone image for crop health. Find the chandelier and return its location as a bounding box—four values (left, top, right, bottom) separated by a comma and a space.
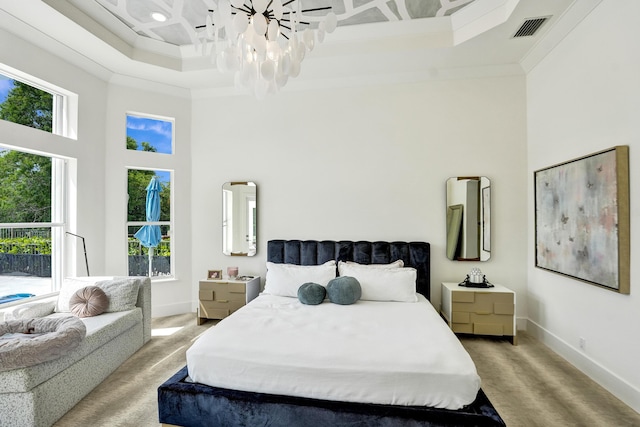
195, 0, 337, 98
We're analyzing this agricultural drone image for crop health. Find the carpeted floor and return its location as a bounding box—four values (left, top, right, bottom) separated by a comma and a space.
461, 334, 640, 427
53, 313, 640, 427
53, 313, 214, 427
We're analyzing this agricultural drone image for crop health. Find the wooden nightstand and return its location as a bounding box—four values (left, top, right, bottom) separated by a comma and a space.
441, 282, 517, 345
197, 276, 260, 325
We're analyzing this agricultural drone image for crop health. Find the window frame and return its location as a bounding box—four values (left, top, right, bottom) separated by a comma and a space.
0, 64, 78, 140
0, 64, 74, 298
0, 148, 67, 296
126, 168, 174, 280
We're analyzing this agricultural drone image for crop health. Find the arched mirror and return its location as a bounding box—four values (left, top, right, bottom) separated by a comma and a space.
446, 177, 490, 261
222, 182, 257, 256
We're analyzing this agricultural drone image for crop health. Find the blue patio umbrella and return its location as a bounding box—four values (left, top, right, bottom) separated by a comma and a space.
134, 176, 162, 277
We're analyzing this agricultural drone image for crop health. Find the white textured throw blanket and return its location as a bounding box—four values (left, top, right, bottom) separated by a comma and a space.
187, 294, 481, 410
0, 316, 86, 372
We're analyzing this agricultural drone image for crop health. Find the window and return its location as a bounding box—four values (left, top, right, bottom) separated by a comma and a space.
0, 69, 69, 302
125, 111, 174, 279
126, 114, 173, 154
127, 169, 172, 278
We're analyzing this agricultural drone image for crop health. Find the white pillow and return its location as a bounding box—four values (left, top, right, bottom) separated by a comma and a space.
339, 259, 404, 271
56, 277, 140, 313
338, 263, 418, 302
7, 300, 56, 320
264, 261, 336, 298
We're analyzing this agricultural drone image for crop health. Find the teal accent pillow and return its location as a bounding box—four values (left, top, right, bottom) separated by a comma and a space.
327, 276, 361, 305
297, 282, 326, 305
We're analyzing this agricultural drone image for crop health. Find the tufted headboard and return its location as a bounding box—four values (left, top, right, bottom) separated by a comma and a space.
267, 240, 431, 301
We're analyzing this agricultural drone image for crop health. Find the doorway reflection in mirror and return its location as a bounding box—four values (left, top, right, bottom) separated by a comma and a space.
446, 177, 490, 261
222, 182, 257, 256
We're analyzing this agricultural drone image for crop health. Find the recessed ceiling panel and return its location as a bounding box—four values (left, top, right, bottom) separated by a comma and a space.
91, 0, 477, 46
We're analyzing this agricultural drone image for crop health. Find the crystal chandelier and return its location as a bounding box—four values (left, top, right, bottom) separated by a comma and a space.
195, 0, 337, 98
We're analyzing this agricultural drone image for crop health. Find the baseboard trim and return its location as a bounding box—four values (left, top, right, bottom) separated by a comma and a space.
526, 319, 640, 414
152, 301, 193, 318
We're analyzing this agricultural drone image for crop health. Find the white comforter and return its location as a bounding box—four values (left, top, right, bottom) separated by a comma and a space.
186, 294, 480, 410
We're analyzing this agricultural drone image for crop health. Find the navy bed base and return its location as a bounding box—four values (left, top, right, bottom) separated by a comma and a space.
157, 240, 505, 427
158, 366, 505, 427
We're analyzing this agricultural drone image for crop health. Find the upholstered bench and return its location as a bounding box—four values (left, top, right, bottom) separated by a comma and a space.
0, 276, 151, 427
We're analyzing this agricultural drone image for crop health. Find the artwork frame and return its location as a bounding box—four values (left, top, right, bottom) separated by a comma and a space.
534, 146, 630, 293
207, 269, 222, 280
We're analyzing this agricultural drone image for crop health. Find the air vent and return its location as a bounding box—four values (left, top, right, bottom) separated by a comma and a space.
512, 16, 550, 38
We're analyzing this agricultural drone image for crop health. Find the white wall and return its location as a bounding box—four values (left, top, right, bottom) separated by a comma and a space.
527, 0, 640, 412
1, 25, 529, 323
191, 76, 528, 316
104, 84, 193, 317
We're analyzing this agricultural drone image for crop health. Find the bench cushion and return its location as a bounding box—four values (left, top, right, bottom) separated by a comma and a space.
0, 308, 142, 393
0, 316, 86, 372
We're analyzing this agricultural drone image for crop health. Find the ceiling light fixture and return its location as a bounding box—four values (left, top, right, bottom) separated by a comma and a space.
195, 0, 337, 98
151, 12, 167, 22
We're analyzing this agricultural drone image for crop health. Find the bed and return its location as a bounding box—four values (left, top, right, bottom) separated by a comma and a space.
158, 240, 505, 426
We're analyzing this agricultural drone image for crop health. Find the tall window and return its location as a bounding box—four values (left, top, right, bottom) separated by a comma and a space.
0, 71, 67, 300
125, 113, 174, 279
127, 169, 172, 278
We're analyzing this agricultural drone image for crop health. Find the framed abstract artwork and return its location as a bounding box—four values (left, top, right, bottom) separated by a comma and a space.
534, 146, 629, 293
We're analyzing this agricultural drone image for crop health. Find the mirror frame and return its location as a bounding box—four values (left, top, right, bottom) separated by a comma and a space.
222, 181, 257, 257
446, 176, 490, 261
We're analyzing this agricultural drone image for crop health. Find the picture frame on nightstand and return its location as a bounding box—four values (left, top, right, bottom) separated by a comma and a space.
207, 269, 222, 280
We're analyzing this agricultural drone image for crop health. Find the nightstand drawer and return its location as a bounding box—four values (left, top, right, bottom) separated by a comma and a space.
199, 290, 214, 301
452, 323, 474, 334
199, 306, 229, 320
470, 313, 514, 335
451, 313, 514, 336
494, 302, 515, 315
474, 323, 504, 336
452, 291, 513, 314
200, 282, 247, 301
452, 291, 475, 303
452, 311, 470, 324
199, 300, 244, 318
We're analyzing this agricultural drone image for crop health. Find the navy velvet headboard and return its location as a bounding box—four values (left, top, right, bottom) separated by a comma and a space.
267, 240, 431, 301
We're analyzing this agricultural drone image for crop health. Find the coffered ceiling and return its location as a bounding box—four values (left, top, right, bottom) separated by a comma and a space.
0, 0, 600, 95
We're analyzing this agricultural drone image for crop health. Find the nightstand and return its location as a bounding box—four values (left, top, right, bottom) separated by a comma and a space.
441, 282, 516, 345
197, 276, 260, 325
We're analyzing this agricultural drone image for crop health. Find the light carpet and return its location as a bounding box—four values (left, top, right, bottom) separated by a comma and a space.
53, 313, 640, 426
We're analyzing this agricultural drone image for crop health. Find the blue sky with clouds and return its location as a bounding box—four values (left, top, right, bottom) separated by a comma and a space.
0, 75, 14, 103
126, 115, 173, 154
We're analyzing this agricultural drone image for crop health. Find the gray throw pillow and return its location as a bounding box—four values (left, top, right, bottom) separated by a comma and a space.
327, 276, 361, 305
297, 282, 326, 305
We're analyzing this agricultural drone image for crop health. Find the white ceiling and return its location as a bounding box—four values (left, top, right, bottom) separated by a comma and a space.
0, 0, 600, 96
